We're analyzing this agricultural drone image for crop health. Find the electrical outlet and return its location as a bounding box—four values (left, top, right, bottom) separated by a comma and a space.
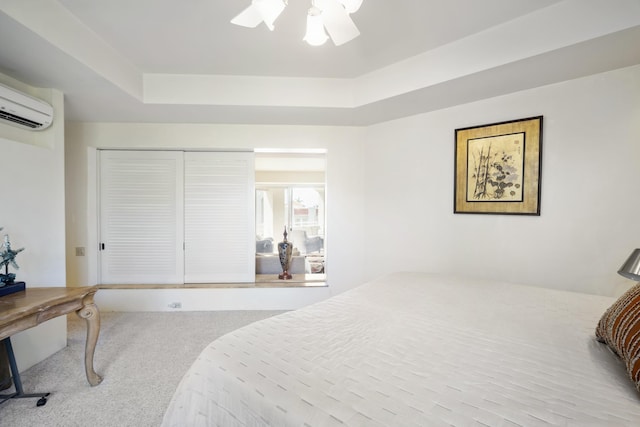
168, 302, 182, 309
75, 247, 85, 256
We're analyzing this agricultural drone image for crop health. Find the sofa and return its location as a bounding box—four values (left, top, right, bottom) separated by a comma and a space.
255, 254, 308, 275
256, 237, 274, 253
288, 230, 324, 254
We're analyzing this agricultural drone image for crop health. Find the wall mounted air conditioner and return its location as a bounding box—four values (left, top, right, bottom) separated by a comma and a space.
0, 83, 53, 131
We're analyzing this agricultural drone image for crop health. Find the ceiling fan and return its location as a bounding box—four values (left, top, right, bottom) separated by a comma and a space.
231, 0, 363, 46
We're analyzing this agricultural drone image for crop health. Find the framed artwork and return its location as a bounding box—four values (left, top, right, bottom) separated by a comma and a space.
454, 116, 543, 215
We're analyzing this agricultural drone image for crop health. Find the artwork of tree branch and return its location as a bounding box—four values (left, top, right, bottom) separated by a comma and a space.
454, 116, 542, 215
466, 133, 524, 202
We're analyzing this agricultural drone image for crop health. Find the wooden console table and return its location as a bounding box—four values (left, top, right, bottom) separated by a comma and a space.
0, 286, 102, 405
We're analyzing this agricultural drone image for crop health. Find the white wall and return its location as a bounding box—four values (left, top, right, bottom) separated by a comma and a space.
66, 64, 639, 312
0, 74, 66, 371
363, 64, 640, 296
65, 124, 366, 310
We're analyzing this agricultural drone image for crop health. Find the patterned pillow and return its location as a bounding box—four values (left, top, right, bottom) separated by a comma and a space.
596, 283, 640, 390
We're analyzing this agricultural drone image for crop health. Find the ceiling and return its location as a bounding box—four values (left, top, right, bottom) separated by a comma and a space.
0, 0, 638, 126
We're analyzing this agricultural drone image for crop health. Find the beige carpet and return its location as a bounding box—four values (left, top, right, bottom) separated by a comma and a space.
0, 310, 283, 426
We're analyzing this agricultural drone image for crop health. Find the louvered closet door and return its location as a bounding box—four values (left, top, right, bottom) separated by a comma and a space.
184, 151, 255, 283
99, 150, 184, 284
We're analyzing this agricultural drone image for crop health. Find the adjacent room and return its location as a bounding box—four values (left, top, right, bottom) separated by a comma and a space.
1, 0, 640, 425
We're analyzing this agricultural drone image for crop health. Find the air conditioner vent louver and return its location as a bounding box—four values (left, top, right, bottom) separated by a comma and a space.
0, 110, 41, 128
0, 83, 53, 131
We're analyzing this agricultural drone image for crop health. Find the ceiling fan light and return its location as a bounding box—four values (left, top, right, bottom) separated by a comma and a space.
316, 0, 360, 45
304, 7, 328, 46
338, 0, 363, 14
232, 0, 360, 46
253, 0, 287, 31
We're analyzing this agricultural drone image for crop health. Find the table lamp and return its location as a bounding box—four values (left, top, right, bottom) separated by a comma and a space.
618, 248, 640, 281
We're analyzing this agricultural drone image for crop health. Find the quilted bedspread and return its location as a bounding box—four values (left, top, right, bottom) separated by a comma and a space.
162, 272, 640, 426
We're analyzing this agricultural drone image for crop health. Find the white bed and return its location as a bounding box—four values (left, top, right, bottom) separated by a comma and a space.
162, 272, 640, 426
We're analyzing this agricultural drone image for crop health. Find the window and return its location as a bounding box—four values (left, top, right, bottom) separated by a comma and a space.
289, 187, 324, 236
255, 152, 326, 280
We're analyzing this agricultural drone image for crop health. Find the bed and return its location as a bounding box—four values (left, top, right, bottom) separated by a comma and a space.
162, 272, 640, 426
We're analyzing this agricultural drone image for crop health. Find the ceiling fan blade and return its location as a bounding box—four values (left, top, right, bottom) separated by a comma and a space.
253, 0, 286, 31
338, 0, 363, 14
316, 0, 360, 46
231, 0, 285, 31
230, 4, 263, 28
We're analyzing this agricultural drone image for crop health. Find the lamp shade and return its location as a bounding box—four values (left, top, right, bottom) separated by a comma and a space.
618, 249, 640, 281
304, 7, 328, 46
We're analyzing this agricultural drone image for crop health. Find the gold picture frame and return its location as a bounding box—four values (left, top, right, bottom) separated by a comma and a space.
454, 116, 543, 215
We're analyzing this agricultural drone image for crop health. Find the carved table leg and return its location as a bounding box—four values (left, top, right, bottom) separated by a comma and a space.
76, 302, 103, 386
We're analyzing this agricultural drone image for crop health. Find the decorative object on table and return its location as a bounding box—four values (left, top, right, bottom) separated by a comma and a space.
0, 229, 26, 297
277, 226, 293, 280
454, 116, 543, 215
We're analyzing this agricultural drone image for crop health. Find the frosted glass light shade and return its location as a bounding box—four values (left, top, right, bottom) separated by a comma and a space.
618, 249, 640, 281
304, 7, 328, 46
